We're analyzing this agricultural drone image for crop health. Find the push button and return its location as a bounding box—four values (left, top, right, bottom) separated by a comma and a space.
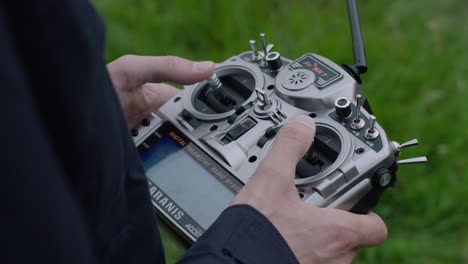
142, 118, 151, 126
222, 118, 256, 144
179, 110, 201, 129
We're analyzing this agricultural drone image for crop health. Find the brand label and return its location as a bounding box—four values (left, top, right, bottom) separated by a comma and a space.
289, 54, 343, 88
148, 180, 205, 239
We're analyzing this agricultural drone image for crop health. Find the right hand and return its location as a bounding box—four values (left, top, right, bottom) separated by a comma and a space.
231, 115, 387, 264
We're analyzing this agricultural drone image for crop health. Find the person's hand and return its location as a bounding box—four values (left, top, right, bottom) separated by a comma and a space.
231, 115, 387, 264
107, 55, 215, 128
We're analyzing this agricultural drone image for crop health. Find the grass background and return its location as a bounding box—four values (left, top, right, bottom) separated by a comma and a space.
93, 0, 468, 263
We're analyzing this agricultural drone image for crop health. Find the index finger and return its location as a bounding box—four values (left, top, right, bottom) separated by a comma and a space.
108, 55, 215, 88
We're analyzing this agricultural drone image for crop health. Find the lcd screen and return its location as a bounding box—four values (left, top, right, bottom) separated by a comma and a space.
141, 133, 239, 230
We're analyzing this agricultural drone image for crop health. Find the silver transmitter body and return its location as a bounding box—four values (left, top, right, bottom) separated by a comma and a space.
133, 0, 427, 242
132, 39, 418, 242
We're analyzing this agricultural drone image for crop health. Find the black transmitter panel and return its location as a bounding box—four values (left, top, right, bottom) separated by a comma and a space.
329, 105, 384, 152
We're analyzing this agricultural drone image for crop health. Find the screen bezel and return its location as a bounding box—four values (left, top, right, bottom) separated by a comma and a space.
137, 122, 244, 242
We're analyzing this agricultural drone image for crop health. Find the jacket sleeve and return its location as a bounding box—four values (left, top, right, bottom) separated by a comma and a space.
0, 5, 97, 263
178, 205, 299, 264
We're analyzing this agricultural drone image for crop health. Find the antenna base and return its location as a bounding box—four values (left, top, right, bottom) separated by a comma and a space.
342, 64, 362, 84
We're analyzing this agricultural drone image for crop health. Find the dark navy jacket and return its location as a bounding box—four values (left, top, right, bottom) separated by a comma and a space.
1, 1, 297, 263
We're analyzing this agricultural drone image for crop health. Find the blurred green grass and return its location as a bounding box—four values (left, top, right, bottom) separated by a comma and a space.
93, 0, 468, 263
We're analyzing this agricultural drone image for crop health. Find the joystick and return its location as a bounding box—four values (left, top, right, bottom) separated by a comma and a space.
205, 73, 233, 105
207, 73, 222, 90
132, 0, 428, 243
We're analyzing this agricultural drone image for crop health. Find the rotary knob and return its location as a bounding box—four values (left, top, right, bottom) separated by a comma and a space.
266, 52, 283, 72
334, 97, 352, 119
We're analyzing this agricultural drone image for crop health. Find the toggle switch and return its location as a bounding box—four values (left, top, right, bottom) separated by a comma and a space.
350, 94, 365, 130
249, 40, 263, 62
392, 139, 427, 165
392, 139, 419, 155
255, 87, 272, 110
364, 115, 379, 139
260, 33, 270, 68
260, 33, 267, 55
205, 73, 233, 105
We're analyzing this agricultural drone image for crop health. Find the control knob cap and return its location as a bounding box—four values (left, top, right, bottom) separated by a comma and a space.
266, 52, 283, 72
334, 97, 352, 119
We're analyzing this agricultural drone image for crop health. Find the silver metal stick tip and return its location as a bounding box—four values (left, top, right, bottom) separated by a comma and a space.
207, 73, 222, 89
356, 94, 362, 103
260, 33, 267, 50
355, 94, 363, 119
368, 115, 376, 132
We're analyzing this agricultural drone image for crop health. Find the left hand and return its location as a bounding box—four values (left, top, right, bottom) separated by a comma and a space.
107, 55, 215, 128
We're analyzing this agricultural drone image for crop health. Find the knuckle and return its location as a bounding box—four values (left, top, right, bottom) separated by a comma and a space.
161, 55, 181, 68
118, 54, 137, 63
325, 224, 359, 252
108, 55, 137, 88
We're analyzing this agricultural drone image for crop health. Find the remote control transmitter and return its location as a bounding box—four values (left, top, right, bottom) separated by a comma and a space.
132, 0, 427, 242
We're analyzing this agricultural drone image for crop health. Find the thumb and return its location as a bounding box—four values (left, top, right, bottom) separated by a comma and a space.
256, 115, 316, 185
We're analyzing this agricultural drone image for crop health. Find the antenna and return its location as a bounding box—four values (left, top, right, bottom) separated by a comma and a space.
343, 0, 367, 83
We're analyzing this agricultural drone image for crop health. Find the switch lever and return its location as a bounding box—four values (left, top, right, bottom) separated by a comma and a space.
260, 33, 274, 67
364, 115, 379, 139
401, 139, 419, 148
398, 156, 428, 165
392, 138, 420, 155
255, 87, 272, 109
249, 40, 263, 61
350, 94, 365, 130
355, 94, 362, 121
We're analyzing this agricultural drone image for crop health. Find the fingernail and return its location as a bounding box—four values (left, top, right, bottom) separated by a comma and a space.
290, 115, 315, 129
193, 61, 214, 72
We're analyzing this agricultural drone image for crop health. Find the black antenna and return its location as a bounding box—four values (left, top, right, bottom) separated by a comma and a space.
343, 0, 367, 83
